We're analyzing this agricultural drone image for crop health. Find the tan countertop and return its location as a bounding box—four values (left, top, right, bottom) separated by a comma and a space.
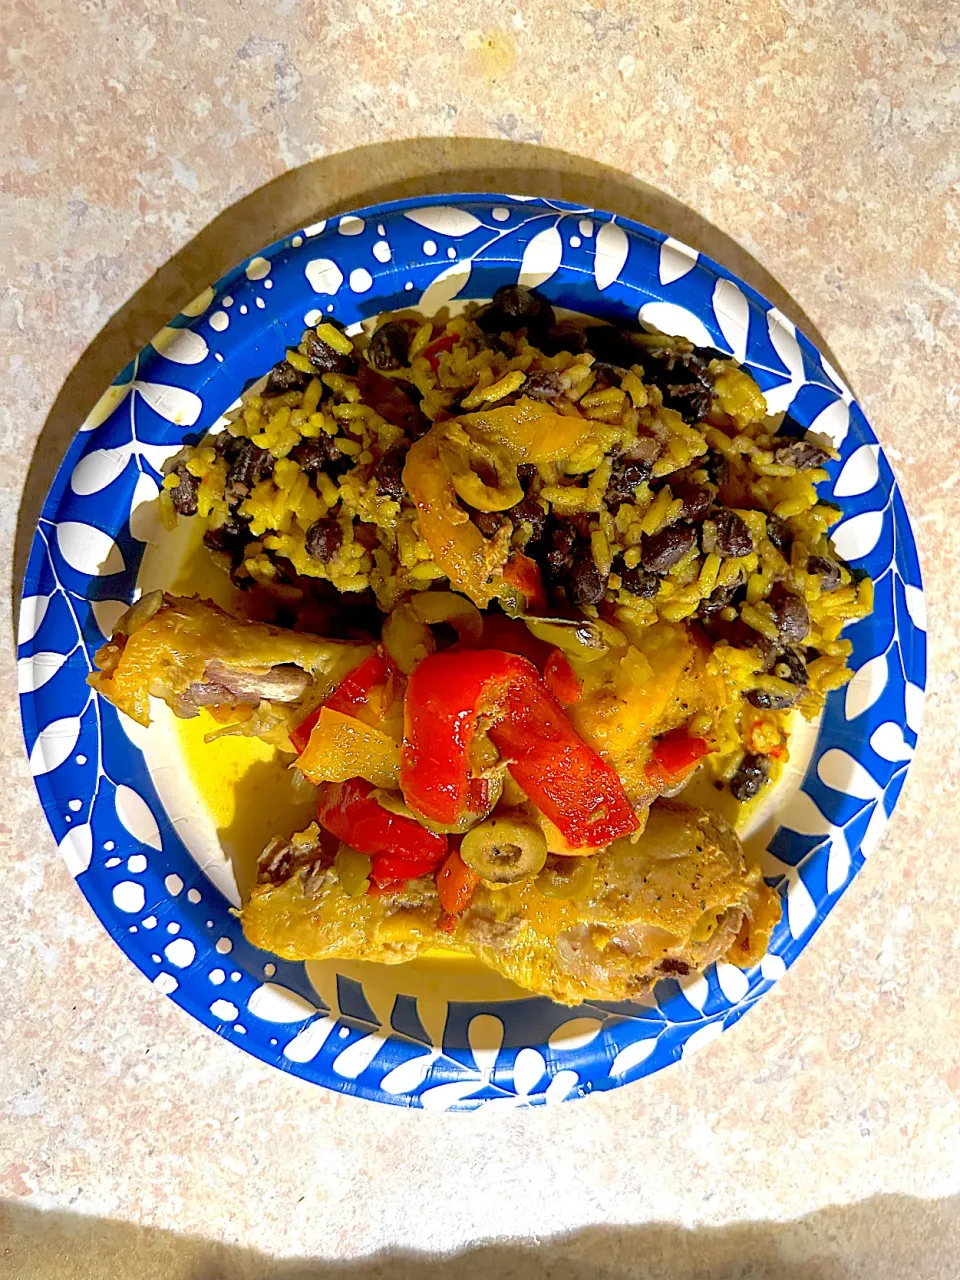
2, 2, 959, 1277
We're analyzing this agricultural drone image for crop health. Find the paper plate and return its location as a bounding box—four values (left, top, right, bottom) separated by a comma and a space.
18, 195, 926, 1109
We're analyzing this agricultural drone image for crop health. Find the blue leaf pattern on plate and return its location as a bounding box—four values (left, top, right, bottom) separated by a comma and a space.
18, 195, 926, 1109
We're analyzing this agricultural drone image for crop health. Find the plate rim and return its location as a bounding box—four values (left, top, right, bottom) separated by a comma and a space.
17, 192, 927, 1110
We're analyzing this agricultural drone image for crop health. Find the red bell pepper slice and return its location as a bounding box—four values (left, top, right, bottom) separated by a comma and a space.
436, 851, 479, 916
644, 731, 709, 788
422, 332, 458, 372
468, 774, 499, 816
502, 552, 546, 613
326, 653, 396, 719
290, 712, 317, 756
369, 852, 442, 888
290, 709, 321, 756
290, 652, 397, 753
316, 777, 447, 865
401, 649, 639, 847
544, 648, 582, 704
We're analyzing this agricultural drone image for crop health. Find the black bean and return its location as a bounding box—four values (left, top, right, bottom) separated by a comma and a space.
807, 554, 842, 591
765, 514, 792, 555
714, 509, 753, 557
673, 481, 713, 522
476, 332, 516, 357
630, 344, 716, 424
660, 379, 714, 424
168, 466, 199, 516
746, 687, 800, 711
543, 520, 577, 581
214, 431, 241, 459
226, 440, 274, 500
729, 754, 769, 802
523, 370, 565, 401
646, 344, 714, 379
470, 510, 504, 539
592, 362, 629, 387
203, 518, 249, 560
367, 320, 417, 371
703, 451, 728, 488
607, 455, 652, 508
375, 446, 407, 500
355, 364, 428, 438
613, 554, 658, 598
641, 522, 697, 574
545, 519, 576, 570
772, 590, 810, 644
773, 439, 832, 471
548, 521, 577, 560
353, 521, 380, 550
493, 284, 555, 332
509, 491, 546, 542
540, 324, 590, 357
566, 551, 606, 605
496, 286, 547, 322
305, 518, 343, 562
476, 285, 555, 337
290, 438, 335, 475
698, 580, 741, 618
263, 360, 309, 396
754, 634, 778, 670
303, 328, 352, 375
771, 648, 808, 686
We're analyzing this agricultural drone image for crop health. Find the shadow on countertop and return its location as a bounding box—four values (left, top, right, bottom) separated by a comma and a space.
2, 1193, 960, 1280
12, 135, 851, 632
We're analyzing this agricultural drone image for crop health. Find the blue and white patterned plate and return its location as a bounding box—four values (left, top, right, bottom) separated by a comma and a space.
18, 195, 926, 1109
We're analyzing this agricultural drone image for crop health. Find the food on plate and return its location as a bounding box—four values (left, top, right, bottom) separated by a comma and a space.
91, 286, 874, 1002
244, 801, 780, 1006
89, 592, 370, 744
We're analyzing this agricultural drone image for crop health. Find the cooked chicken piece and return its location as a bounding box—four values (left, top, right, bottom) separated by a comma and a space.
186, 659, 310, 709
569, 621, 727, 807
242, 801, 781, 1005
89, 591, 372, 737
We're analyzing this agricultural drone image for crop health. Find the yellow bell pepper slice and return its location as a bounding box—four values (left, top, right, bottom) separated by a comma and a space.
297, 707, 401, 790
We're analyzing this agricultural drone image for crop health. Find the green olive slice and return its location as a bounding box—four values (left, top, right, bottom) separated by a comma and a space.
438, 436, 523, 513
383, 591, 484, 673
460, 814, 548, 885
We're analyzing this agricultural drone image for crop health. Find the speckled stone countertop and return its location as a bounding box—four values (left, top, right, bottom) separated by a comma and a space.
3, 1, 959, 1276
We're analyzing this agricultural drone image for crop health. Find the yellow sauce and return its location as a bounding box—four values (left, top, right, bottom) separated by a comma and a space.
169, 709, 317, 903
